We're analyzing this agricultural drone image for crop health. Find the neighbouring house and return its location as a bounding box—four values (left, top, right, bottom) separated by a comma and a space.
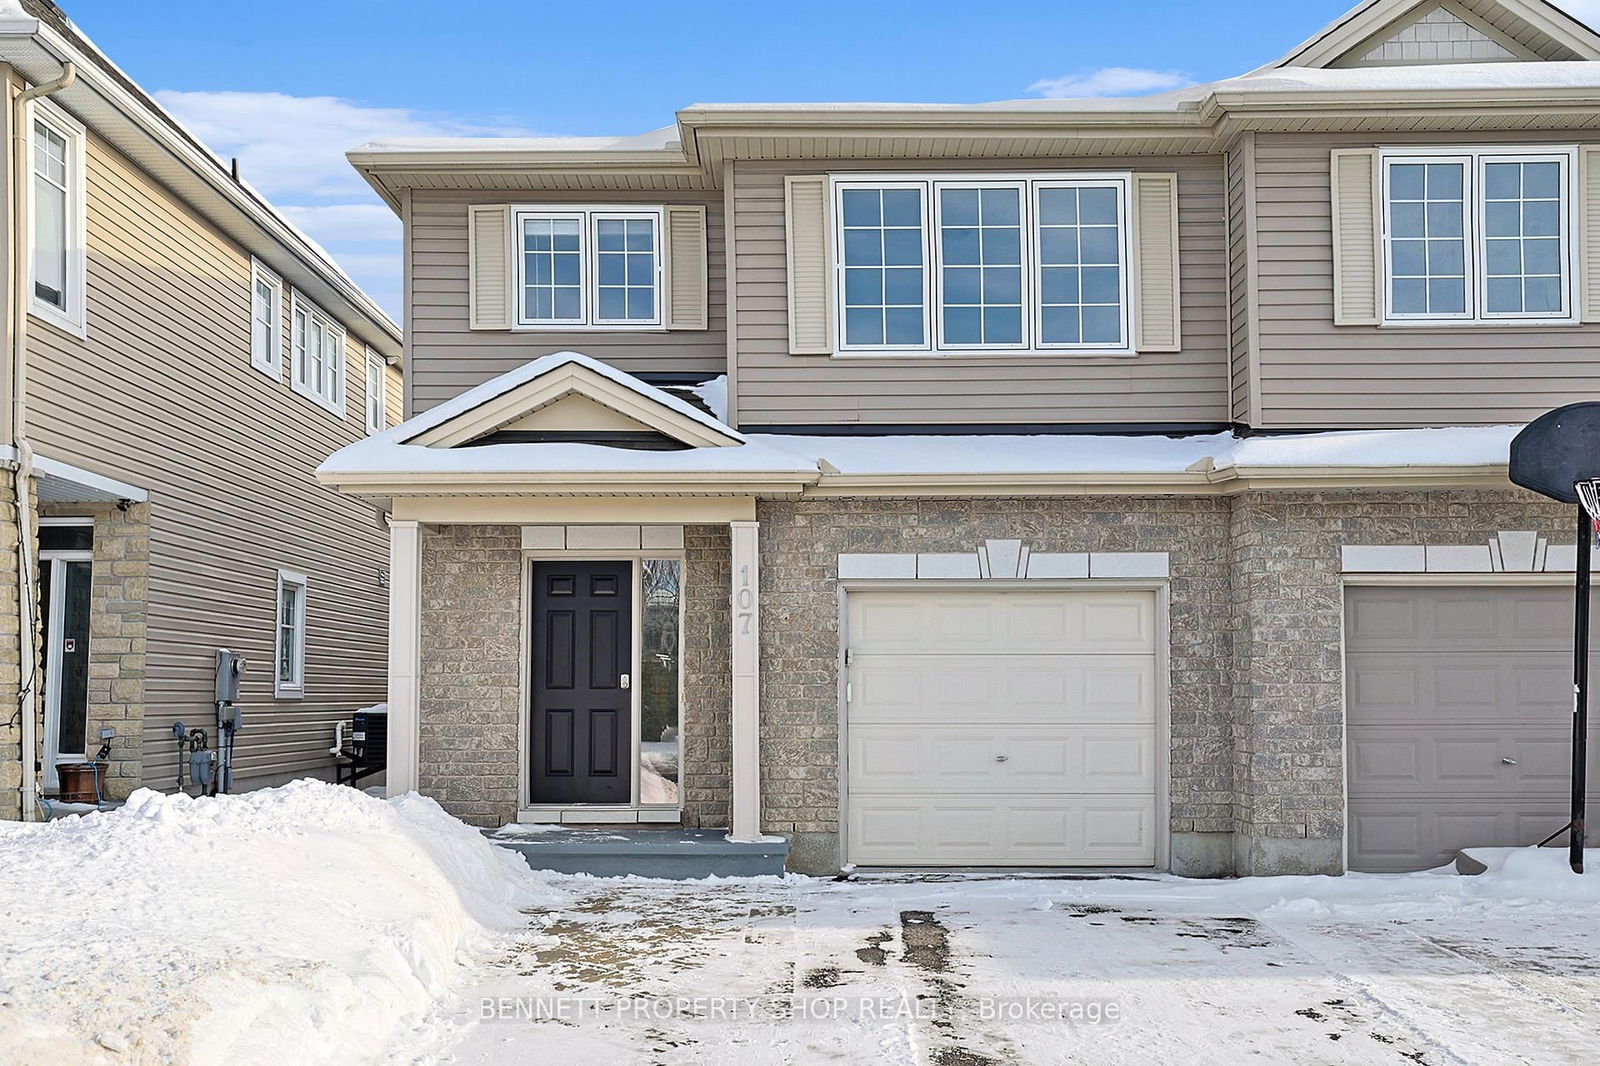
321, 0, 1600, 876
0, 0, 403, 820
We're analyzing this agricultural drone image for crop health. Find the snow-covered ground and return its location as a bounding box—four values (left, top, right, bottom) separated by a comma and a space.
0, 781, 574, 1066
4, 783, 1599, 1065
396, 854, 1600, 1066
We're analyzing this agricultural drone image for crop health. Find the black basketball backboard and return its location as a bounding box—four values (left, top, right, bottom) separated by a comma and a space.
1510, 402, 1600, 505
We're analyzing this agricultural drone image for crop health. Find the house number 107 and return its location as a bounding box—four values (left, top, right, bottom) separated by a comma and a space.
736, 564, 755, 635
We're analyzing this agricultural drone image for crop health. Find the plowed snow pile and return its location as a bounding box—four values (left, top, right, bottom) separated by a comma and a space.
0, 780, 571, 1066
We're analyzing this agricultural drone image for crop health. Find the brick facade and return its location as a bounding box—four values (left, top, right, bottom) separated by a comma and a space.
405, 487, 1573, 875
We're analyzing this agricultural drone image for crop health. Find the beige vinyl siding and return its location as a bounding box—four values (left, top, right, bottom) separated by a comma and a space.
24, 127, 389, 789
732, 158, 1230, 427
1226, 142, 1255, 423
1251, 130, 1600, 429
385, 362, 404, 427
408, 189, 726, 415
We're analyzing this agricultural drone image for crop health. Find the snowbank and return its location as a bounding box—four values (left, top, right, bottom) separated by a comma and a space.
0, 780, 571, 1066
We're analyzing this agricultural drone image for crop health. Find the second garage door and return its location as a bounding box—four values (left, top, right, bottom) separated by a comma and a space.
844, 588, 1160, 866
1346, 584, 1600, 872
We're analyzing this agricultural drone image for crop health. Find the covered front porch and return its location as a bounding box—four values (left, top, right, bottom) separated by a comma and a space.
316, 353, 818, 858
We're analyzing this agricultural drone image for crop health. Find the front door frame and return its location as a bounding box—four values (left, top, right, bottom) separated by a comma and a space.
519, 545, 686, 822
836, 577, 1173, 871
39, 517, 95, 792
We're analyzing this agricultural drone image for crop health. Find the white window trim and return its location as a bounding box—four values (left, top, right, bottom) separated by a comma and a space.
1379, 145, 1580, 327
274, 568, 308, 699
289, 290, 347, 416
511, 204, 665, 331
830, 171, 1137, 357
249, 259, 283, 378
364, 347, 387, 435
27, 96, 86, 339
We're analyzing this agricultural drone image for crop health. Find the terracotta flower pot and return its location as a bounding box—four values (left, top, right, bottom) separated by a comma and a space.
55, 763, 100, 805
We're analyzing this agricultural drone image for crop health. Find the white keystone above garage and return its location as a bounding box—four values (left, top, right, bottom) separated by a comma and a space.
838, 540, 1169, 581
1342, 530, 1588, 574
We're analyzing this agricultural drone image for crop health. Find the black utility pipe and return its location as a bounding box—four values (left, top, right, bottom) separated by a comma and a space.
1572, 506, 1591, 874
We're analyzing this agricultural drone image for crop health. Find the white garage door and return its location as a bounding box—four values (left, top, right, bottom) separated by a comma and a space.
844, 588, 1160, 866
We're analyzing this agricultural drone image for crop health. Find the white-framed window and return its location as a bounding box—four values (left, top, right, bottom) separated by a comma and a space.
512, 206, 663, 329
364, 348, 387, 434
290, 291, 346, 415
832, 173, 1132, 354
250, 259, 283, 377
274, 569, 307, 698
28, 97, 86, 337
1381, 147, 1577, 325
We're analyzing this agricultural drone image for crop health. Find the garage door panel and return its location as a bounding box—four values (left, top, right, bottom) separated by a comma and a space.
1347, 655, 1569, 721
1347, 585, 1599, 872
848, 795, 1156, 866
850, 724, 1156, 795
851, 655, 1156, 725
1346, 586, 1582, 652
848, 590, 1155, 656
845, 589, 1160, 867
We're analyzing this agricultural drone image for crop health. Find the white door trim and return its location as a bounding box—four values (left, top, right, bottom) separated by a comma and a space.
39, 545, 93, 791
836, 577, 1172, 870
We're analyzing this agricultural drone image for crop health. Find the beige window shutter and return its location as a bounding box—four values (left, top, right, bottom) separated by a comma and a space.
785, 174, 834, 354
1581, 146, 1600, 323
468, 204, 512, 330
664, 204, 709, 330
1131, 173, 1181, 352
1330, 148, 1382, 326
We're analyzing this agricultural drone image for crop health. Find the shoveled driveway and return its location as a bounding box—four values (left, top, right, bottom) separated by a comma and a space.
389, 867, 1600, 1065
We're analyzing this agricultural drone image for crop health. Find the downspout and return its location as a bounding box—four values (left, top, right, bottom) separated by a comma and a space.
12, 62, 75, 820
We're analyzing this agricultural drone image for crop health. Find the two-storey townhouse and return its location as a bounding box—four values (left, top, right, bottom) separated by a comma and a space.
0, 0, 404, 821
322, 0, 1600, 876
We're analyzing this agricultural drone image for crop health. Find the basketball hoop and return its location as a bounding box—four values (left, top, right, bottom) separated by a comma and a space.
1579, 479, 1600, 533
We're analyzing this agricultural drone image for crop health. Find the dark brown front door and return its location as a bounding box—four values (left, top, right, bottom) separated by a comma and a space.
531, 561, 632, 804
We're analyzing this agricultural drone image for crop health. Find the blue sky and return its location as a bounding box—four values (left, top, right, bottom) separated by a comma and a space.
53, 0, 1600, 318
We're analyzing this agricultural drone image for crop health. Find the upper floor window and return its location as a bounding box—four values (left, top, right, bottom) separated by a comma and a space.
513, 207, 662, 328
832, 174, 1131, 354
290, 291, 346, 415
1381, 148, 1575, 325
29, 99, 86, 337
364, 348, 387, 434
250, 259, 283, 377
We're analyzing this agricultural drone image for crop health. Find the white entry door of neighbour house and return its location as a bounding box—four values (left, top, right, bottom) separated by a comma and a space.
844, 588, 1161, 866
39, 520, 95, 792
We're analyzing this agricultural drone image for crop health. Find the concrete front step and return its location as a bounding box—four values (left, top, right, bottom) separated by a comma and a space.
486, 826, 789, 879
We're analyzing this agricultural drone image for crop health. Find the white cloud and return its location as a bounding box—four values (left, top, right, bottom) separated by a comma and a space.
1028, 67, 1193, 100
152, 90, 531, 318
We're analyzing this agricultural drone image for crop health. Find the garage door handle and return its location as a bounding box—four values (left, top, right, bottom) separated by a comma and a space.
995, 754, 1009, 762
1501, 757, 1517, 766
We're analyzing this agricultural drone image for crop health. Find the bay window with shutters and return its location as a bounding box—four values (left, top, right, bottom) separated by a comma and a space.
784, 171, 1181, 357
466, 202, 710, 332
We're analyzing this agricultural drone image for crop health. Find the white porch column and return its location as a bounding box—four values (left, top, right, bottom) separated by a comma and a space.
729, 519, 762, 842
387, 518, 422, 796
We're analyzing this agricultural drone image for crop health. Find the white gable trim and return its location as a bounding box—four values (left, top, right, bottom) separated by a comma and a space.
403, 352, 742, 450
1267, 0, 1600, 70
1341, 1, 1536, 66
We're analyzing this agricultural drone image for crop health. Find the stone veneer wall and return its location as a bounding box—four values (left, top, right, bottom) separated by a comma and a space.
680, 524, 732, 828
756, 496, 1236, 874
418, 524, 523, 827
1227, 488, 1571, 875
0, 479, 22, 819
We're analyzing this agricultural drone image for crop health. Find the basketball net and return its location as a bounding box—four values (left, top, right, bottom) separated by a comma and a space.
1578, 479, 1600, 534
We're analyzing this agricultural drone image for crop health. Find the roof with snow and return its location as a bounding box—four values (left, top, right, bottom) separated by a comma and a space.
318, 356, 1522, 498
